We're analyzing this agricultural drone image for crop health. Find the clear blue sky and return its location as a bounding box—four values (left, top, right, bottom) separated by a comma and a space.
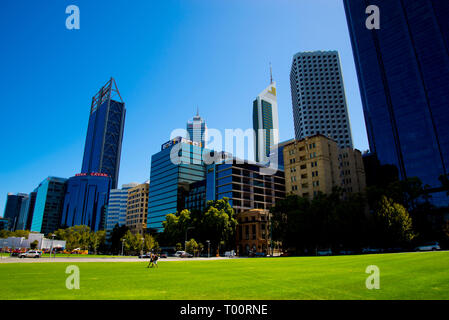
0, 0, 369, 214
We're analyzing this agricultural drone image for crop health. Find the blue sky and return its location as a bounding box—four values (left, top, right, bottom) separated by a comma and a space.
0, 0, 369, 214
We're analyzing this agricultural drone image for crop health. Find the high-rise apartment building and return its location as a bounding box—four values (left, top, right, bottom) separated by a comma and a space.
60, 173, 112, 232
290, 51, 354, 149
147, 137, 206, 232
187, 110, 207, 148
81, 78, 126, 189
126, 182, 149, 235
253, 81, 280, 163
283, 134, 366, 200
105, 183, 139, 237
343, 0, 449, 205
31, 177, 67, 234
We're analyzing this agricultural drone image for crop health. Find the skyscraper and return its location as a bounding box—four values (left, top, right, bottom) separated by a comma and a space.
147, 137, 206, 232
253, 76, 280, 163
31, 177, 67, 234
186, 110, 207, 148
290, 51, 354, 149
81, 78, 126, 189
3, 193, 28, 231
343, 0, 449, 205
60, 173, 112, 232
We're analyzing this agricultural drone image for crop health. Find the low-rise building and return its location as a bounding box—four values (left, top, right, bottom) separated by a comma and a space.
126, 182, 150, 235
235, 209, 271, 256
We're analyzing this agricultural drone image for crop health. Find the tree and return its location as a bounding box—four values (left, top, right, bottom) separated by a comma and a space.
121, 231, 142, 256
30, 240, 38, 250
185, 238, 198, 255
374, 196, 415, 247
162, 209, 191, 245
0, 230, 12, 239
143, 234, 158, 253
109, 224, 129, 254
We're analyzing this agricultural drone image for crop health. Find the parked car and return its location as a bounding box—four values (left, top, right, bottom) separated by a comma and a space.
415, 242, 440, 251
317, 249, 332, 256
174, 251, 185, 257
10, 249, 24, 257
159, 252, 168, 258
18, 250, 42, 258
139, 253, 152, 259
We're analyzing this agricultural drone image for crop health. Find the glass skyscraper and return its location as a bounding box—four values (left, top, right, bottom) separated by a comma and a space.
253, 81, 280, 163
81, 78, 126, 189
31, 177, 67, 234
186, 111, 207, 148
290, 51, 354, 149
61, 174, 112, 232
3, 193, 28, 231
147, 137, 206, 232
344, 0, 449, 205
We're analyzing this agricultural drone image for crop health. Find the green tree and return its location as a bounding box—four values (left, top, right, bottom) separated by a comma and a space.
185, 238, 198, 255
374, 196, 415, 246
109, 224, 129, 254
30, 240, 38, 250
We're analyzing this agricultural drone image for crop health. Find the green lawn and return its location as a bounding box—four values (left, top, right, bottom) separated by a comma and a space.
1, 252, 448, 300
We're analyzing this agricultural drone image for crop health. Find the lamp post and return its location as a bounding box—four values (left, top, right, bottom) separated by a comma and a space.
141, 237, 145, 256
50, 234, 56, 259
184, 227, 194, 252
121, 238, 126, 256
206, 240, 210, 258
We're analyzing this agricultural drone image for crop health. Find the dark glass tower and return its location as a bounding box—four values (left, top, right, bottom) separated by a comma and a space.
81, 78, 126, 189
344, 0, 449, 205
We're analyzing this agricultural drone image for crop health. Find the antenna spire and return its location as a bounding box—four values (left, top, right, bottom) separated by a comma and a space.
196, 106, 199, 117
270, 62, 273, 84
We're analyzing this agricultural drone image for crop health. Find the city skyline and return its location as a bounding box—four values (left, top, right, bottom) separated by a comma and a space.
0, 0, 369, 214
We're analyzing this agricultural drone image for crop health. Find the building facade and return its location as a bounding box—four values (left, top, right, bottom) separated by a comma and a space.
184, 180, 207, 213
290, 51, 354, 149
187, 111, 207, 148
105, 183, 139, 237
3, 193, 28, 231
147, 137, 206, 232
60, 173, 112, 232
126, 182, 149, 235
235, 209, 271, 256
206, 158, 286, 214
253, 81, 280, 163
31, 177, 67, 235
283, 134, 366, 199
81, 78, 126, 189
343, 0, 449, 205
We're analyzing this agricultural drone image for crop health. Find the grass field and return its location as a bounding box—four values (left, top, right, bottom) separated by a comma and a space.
1, 252, 448, 300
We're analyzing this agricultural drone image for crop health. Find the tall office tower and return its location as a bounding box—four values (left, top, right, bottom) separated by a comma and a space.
16, 194, 30, 230
25, 192, 37, 230
3, 193, 28, 231
253, 75, 280, 163
283, 134, 366, 200
147, 137, 206, 232
81, 78, 126, 189
31, 177, 67, 234
290, 51, 354, 150
126, 182, 149, 235
344, 0, 449, 205
105, 183, 139, 238
186, 110, 207, 148
60, 173, 112, 232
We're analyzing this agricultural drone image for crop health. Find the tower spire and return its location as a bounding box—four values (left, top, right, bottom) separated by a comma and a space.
270, 62, 273, 84
196, 106, 199, 117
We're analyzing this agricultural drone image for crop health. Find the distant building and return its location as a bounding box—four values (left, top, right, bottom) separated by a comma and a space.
235, 209, 271, 256
16, 194, 30, 230
3, 193, 28, 231
126, 182, 150, 235
25, 192, 37, 230
253, 80, 279, 163
343, 0, 449, 205
185, 180, 207, 213
81, 78, 126, 189
147, 137, 206, 232
283, 134, 366, 199
187, 110, 207, 148
105, 183, 139, 238
206, 156, 286, 214
60, 173, 112, 232
31, 177, 67, 235
290, 51, 354, 149
0, 233, 66, 250
0, 218, 9, 231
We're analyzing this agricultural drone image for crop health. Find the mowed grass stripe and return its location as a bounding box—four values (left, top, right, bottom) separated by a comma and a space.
0, 252, 448, 300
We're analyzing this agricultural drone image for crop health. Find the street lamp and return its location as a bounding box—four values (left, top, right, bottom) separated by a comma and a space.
206, 240, 210, 258
121, 238, 126, 256
141, 237, 145, 256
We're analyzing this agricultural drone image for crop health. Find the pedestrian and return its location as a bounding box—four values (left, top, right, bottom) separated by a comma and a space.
147, 253, 154, 268
153, 253, 159, 268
